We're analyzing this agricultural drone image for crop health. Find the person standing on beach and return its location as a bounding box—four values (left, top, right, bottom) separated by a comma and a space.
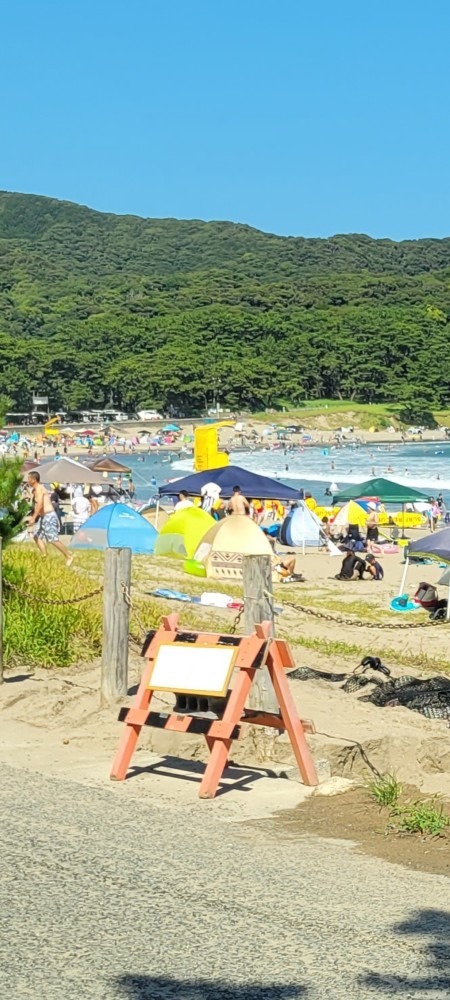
174, 490, 193, 512
227, 486, 250, 515
366, 502, 379, 543
27, 471, 73, 566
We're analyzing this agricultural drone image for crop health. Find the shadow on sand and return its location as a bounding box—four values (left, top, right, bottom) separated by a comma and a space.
361, 908, 450, 994
115, 975, 307, 1000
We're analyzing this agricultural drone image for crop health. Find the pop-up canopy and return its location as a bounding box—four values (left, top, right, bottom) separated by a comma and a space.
333, 478, 429, 504
159, 465, 300, 502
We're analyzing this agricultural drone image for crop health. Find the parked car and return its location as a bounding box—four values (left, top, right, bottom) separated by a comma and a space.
137, 410, 163, 421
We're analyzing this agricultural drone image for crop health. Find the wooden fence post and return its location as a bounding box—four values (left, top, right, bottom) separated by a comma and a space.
242, 554, 279, 754
101, 547, 132, 705
0, 539, 3, 684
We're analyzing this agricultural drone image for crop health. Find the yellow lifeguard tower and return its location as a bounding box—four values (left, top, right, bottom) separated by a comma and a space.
194, 421, 233, 472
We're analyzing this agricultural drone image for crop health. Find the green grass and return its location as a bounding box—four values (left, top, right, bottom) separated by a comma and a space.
3, 547, 103, 668
3, 544, 448, 674
253, 399, 450, 431
367, 773, 403, 808
365, 774, 450, 838
279, 592, 390, 623
288, 634, 450, 675
253, 400, 402, 430
392, 800, 450, 837
2, 546, 238, 670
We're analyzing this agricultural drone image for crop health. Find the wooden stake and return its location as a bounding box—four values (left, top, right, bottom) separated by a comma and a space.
242, 553, 279, 717
0, 539, 3, 684
101, 547, 132, 705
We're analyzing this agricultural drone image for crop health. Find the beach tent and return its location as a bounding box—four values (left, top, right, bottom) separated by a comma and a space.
70, 503, 157, 554
333, 478, 429, 504
158, 465, 300, 502
333, 500, 368, 528
38, 457, 103, 485
408, 528, 450, 564
154, 507, 215, 559
398, 527, 450, 620
190, 514, 273, 580
141, 508, 169, 531
279, 502, 323, 548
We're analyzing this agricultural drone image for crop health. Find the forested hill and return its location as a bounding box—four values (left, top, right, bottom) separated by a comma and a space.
0, 190, 449, 416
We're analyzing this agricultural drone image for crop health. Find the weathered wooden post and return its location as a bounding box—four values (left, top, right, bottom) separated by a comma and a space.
101, 547, 132, 705
242, 553, 279, 756
0, 539, 3, 684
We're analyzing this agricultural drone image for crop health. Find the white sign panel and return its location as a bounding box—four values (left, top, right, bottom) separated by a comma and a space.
148, 643, 237, 696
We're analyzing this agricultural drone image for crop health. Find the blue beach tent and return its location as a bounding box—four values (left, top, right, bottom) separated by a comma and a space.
279, 501, 323, 547
70, 503, 157, 554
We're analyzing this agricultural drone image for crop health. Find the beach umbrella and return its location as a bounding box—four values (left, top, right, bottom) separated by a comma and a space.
38, 457, 103, 485
90, 456, 131, 474
333, 500, 368, 528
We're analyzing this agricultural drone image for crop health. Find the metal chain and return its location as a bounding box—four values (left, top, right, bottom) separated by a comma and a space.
229, 605, 244, 634
3, 579, 103, 606
281, 599, 447, 630
122, 583, 152, 642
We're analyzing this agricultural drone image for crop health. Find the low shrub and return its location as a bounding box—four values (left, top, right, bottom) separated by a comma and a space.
3, 547, 103, 668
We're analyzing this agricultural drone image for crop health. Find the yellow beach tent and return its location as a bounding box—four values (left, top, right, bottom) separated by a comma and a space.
154, 507, 215, 559
191, 514, 273, 580
333, 500, 368, 528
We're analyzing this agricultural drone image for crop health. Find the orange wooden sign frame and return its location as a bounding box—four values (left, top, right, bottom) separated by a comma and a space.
110, 615, 318, 798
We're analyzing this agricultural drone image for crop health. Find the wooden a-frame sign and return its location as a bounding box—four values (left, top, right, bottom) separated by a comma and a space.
110, 614, 318, 798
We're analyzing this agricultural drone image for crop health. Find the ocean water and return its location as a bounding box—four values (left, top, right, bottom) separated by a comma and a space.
118, 441, 450, 507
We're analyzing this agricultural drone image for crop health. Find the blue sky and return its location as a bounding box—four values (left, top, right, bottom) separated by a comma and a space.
2, 0, 450, 239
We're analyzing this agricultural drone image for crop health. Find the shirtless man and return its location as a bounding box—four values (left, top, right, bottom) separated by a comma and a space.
27, 471, 73, 566
227, 486, 250, 515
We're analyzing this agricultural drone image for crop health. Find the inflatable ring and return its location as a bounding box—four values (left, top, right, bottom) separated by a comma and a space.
184, 558, 207, 577
390, 595, 421, 613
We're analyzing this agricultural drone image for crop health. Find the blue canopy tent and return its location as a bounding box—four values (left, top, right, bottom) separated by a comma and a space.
70, 503, 157, 554
158, 465, 300, 502
398, 527, 450, 619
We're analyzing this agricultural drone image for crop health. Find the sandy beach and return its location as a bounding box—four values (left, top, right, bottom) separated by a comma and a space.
2, 532, 449, 805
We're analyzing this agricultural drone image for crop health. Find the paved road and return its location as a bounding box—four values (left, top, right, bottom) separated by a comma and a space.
0, 764, 449, 1000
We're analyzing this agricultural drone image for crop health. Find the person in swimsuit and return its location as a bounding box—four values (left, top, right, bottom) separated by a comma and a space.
227, 486, 250, 515
27, 471, 73, 566
366, 502, 379, 543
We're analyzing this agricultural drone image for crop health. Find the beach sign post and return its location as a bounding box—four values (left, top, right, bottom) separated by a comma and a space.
110, 614, 318, 798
